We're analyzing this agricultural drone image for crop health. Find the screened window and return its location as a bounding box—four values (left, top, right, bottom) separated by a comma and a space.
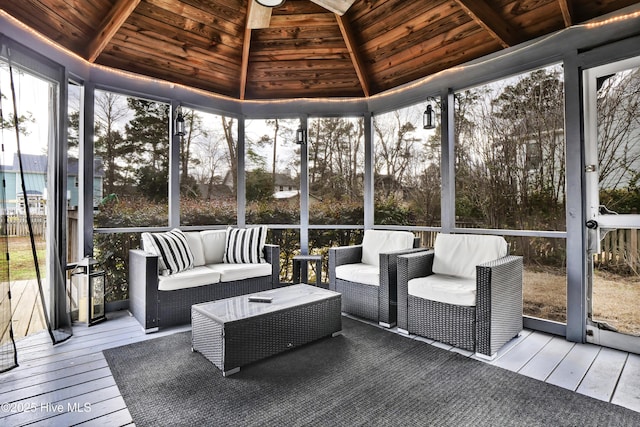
373, 102, 441, 226
179, 108, 237, 226
308, 116, 364, 226
93, 90, 169, 228
245, 118, 299, 224
454, 64, 566, 231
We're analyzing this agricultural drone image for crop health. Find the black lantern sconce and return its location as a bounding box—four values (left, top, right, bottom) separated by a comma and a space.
174, 105, 186, 137
423, 103, 436, 130
70, 257, 106, 326
296, 126, 306, 144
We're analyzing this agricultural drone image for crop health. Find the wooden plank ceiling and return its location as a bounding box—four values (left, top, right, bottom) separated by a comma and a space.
2, 0, 640, 100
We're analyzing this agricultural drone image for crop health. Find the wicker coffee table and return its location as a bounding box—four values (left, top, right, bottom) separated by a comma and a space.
191, 284, 342, 376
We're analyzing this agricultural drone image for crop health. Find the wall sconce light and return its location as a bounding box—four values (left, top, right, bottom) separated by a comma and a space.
296, 126, 306, 144
174, 105, 186, 137
256, 0, 285, 6
423, 103, 436, 130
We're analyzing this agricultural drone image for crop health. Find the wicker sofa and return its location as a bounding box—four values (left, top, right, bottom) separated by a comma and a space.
397, 233, 523, 358
129, 228, 280, 333
328, 230, 424, 327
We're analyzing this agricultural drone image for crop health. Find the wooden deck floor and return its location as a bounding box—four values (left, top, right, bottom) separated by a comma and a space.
6, 280, 47, 340
0, 311, 639, 426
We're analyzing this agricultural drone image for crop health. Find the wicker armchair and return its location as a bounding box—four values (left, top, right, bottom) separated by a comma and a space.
329, 230, 424, 327
397, 233, 523, 358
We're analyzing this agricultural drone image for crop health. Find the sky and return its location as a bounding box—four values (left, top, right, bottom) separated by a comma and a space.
0, 64, 51, 161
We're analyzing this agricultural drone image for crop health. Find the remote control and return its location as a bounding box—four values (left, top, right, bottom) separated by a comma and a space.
248, 296, 272, 303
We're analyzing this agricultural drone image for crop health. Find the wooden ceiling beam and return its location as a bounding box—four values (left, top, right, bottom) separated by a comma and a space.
336, 14, 370, 97
240, 0, 256, 100
454, 0, 521, 48
86, 0, 140, 62
247, 0, 272, 29
558, 0, 573, 27
311, 0, 357, 16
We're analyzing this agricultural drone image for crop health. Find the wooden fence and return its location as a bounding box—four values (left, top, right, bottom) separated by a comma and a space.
594, 228, 640, 272
5, 215, 47, 237
2, 212, 79, 262
416, 230, 437, 249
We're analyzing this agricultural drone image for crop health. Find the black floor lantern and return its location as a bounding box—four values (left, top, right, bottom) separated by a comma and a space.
71, 257, 106, 326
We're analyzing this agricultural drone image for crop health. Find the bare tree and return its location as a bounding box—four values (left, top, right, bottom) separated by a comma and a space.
221, 116, 237, 194
180, 109, 208, 185
308, 117, 364, 201
190, 129, 228, 199
454, 66, 566, 229
597, 69, 640, 191
373, 109, 421, 198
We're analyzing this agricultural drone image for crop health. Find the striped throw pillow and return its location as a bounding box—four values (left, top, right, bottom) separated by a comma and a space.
142, 229, 194, 275
223, 226, 267, 264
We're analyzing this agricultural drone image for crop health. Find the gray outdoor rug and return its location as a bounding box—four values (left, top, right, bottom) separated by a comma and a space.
104, 317, 640, 426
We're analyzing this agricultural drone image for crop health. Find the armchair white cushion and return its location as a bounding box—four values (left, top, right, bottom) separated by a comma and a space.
329, 229, 424, 327
336, 230, 416, 287
408, 275, 476, 306
432, 233, 507, 279
409, 233, 509, 306
361, 230, 415, 267
335, 263, 380, 287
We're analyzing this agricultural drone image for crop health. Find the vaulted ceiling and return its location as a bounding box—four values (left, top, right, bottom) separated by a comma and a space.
2, 0, 640, 100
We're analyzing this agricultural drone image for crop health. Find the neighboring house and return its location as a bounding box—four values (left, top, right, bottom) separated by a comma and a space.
271, 172, 298, 199
68, 156, 105, 209
16, 190, 45, 215
222, 170, 299, 198
196, 182, 234, 200
0, 153, 104, 214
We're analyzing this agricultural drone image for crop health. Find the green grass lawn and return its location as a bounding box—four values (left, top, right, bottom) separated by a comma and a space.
7, 236, 46, 281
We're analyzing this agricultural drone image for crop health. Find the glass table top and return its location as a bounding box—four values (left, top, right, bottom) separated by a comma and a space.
192, 284, 340, 323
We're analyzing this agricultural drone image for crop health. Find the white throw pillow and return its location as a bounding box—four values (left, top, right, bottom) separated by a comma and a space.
432, 234, 507, 279
223, 226, 267, 264
142, 228, 194, 275
184, 231, 205, 267
200, 229, 227, 264
361, 230, 415, 267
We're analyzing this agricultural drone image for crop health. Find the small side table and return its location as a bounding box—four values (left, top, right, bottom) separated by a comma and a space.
292, 254, 322, 287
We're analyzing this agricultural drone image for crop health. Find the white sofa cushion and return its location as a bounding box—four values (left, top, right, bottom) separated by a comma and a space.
158, 266, 221, 291
361, 230, 414, 267
184, 231, 206, 267
408, 274, 477, 306
432, 234, 507, 279
207, 262, 272, 282
224, 226, 267, 264
201, 230, 227, 264
335, 263, 379, 286
142, 228, 194, 275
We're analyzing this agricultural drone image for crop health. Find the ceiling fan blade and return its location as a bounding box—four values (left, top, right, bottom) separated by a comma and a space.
309, 0, 357, 15
247, 0, 273, 29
